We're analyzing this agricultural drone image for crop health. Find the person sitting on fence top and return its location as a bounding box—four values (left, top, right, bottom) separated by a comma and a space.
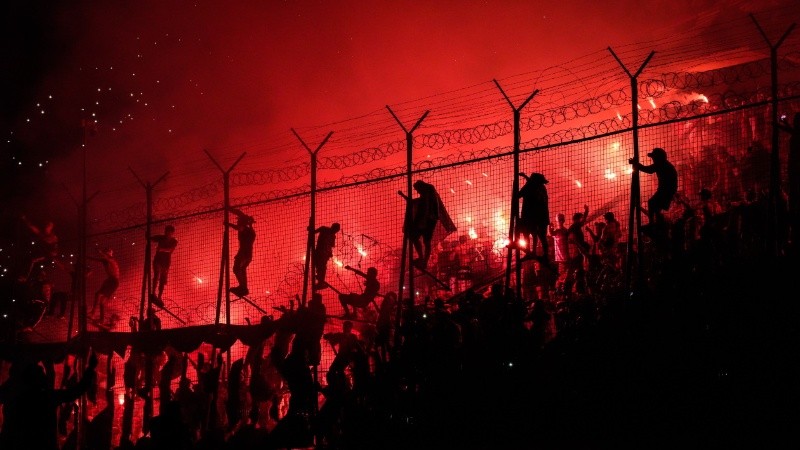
629, 147, 678, 229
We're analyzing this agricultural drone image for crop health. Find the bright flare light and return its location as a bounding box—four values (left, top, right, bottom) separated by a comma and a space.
468, 227, 478, 239
575, 180, 583, 188
604, 169, 617, 180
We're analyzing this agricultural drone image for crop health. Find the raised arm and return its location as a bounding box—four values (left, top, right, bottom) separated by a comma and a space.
344, 265, 367, 278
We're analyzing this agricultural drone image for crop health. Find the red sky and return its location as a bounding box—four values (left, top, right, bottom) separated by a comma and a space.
2, 0, 797, 227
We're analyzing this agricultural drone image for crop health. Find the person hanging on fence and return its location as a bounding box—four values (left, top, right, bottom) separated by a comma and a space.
88, 247, 120, 326
514, 172, 551, 266
149, 224, 177, 307
20, 215, 61, 281
403, 180, 457, 270
226, 208, 256, 298
629, 147, 678, 231
338, 265, 380, 319
311, 222, 340, 290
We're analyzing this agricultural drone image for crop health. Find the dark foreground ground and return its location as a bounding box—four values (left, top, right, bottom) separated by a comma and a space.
353, 255, 800, 449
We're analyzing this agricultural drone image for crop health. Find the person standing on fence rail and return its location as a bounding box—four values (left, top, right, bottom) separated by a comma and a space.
149, 224, 178, 307
515, 172, 551, 266
404, 180, 457, 270
312, 222, 340, 290
226, 208, 256, 297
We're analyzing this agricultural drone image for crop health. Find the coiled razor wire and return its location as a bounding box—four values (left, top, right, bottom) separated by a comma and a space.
96, 78, 800, 232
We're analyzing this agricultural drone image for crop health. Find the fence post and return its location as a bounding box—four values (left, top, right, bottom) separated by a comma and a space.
609, 47, 655, 296
386, 106, 428, 348
493, 80, 539, 299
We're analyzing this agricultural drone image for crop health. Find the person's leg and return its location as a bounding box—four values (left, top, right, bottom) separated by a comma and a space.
91, 290, 101, 318
157, 268, 168, 300
537, 228, 549, 262
338, 294, 351, 316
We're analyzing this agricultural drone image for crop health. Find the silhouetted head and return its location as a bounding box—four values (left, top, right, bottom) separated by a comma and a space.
238, 214, 255, 225
556, 213, 566, 223
367, 267, 378, 277
699, 188, 712, 200
573, 212, 584, 222
603, 211, 615, 221
165, 225, 175, 234
528, 172, 548, 184
331, 222, 341, 232
647, 147, 667, 160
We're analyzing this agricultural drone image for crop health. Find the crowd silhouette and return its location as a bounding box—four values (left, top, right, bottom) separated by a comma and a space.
2, 138, 799, 448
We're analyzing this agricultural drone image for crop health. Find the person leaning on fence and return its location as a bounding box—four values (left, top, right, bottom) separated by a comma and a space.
629, 147, 678, 230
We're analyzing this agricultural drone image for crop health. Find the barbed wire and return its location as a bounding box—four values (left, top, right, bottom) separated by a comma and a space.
94, 62, 799, 232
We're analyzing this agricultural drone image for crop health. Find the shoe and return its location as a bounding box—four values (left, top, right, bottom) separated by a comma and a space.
149, 294, 165, 309
229, 286, 248, 297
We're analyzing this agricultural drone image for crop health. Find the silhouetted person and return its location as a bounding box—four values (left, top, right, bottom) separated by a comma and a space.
323, 320, 369, 394
149, 400, 193, 450
291, 292, 327, 366
600, 211, 622, 268
375, 291, 397, 363
549, 212, 569, 291
20, 214, 60, 280
312, 222, 340, 289
778, 112, 800, 252
226, 208, 256, 297
564, 206, 590, 296
403, 180, 457, 269
515, 172, 550, 264
630, 147, 678, 228
338, 265, 380, 318
149, 224, 177, 306
89, 247, 120, 325
0, 352, 97, 450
